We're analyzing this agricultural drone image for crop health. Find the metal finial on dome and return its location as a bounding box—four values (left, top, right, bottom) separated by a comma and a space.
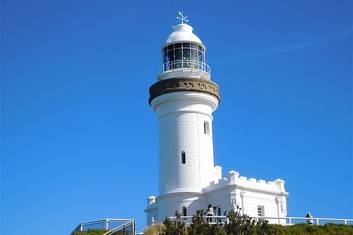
177, 11, 188, 24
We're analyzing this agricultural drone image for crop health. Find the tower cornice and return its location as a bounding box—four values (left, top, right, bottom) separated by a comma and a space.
149, 78, 220, 105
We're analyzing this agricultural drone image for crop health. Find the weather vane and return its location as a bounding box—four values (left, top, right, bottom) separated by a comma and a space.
177, 11, 188, 24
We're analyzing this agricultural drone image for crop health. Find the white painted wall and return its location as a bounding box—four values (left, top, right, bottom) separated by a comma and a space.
151, 92, 219, 195
239, 190, 279, 223
145, 170, 288, 225
145, 20, 288, 227
146, 90, 288, 225
157, 193, 205, 219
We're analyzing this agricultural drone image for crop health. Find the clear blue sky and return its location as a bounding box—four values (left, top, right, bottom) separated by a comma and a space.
1, 0, 352, 234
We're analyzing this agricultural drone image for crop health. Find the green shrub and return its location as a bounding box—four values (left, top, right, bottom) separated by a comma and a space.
162, 214, 187, 235
143, 224, 165, 235
188, 210, 212, 235
72, 229, 108, 235
156, 207, 353, 235
277, 223, 353, 235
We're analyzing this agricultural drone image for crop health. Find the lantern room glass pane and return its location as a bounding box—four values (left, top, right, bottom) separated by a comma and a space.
166, 50, 173, 69
175, 49, 182, 61
162, 42, 208, 72
167, 50, 174, 62
191, 43, 198, 49
198, 50, 204, 69
175, 49, 182, 68
183, 49, 191, 68
163, 52, 167, 63
190, 49, 197, 60
191, 49, 198, 68
175, 43, 182, 48
182, 43, 190, 48
183, 49, 190, 60
198, 51, 203, 62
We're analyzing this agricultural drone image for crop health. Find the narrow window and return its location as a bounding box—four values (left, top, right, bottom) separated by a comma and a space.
257, 205, 265, 217
182, 206, 187, 216
181, 151, 186, 164
204, 121, 210, 135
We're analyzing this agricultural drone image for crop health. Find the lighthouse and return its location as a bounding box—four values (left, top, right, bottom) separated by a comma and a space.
145, 13, 288, 225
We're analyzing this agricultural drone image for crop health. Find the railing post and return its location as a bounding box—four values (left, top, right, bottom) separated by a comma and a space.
80, 224, 83, 232
316, 218, 319, 225
344, 219, 347, 225
133, 220, 136, 235
289, 218, 292, 225
105, 218, 109, 230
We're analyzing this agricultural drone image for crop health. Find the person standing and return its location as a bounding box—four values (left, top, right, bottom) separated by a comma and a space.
207, 204, 214, 223
306, 212, 314, 224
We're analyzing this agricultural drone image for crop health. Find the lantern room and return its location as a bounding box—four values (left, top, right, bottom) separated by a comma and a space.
158, 22, 211, 80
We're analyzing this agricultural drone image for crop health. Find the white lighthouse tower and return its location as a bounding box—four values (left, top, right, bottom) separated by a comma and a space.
146, 13, 288, 225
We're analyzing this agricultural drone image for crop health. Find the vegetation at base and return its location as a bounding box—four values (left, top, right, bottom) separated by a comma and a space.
71, 229, 108, 235
143, 208, 353, 235
272, 223, 353, 235
144, 224, 166, 235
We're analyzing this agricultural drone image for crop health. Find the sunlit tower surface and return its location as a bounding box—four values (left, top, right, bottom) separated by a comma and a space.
145, 12, 288, 225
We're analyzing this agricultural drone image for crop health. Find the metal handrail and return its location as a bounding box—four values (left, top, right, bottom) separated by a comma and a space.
71, 218, 135, 234
161, 60, 211, 74
103, 220, 135, 235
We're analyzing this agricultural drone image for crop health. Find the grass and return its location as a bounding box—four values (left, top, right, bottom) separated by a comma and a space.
144, 223, 353, 235
71, 229, 108, 235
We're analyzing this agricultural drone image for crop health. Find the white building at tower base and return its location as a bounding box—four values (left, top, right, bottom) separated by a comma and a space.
145, 16, 288, 225
146, 169, 288, 225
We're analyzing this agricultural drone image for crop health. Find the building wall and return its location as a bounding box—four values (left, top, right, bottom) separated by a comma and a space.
146, 178, 287, 225
205, 186, 287, 224
152, 92, 219, 195
205, 186, 233, 215
237, 189, 280, 224
157, 193, 205, 220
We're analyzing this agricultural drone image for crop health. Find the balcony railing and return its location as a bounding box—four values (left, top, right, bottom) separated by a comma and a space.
71, 218, 135, 235
154, 215, 353, 226
162, 60, 211, 74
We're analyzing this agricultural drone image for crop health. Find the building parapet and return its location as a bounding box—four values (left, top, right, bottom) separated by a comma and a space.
203, 169, 287, 194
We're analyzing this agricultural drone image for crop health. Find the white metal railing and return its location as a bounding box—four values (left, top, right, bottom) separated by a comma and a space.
277, 216, 353, 225
162, 60, 211, 74
103, 220, 135, 235
157, 215, 353, 226
163, 215, 226, 225
71, 218, 135, 234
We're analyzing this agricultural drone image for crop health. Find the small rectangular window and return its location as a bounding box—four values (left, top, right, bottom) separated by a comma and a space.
181, 151, 186, 164
204, 121, 210, 135
182, 206, 187, 216
257, 206, 265, 217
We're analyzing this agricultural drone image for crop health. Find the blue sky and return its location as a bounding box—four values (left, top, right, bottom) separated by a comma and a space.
1, 0, 352, 234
